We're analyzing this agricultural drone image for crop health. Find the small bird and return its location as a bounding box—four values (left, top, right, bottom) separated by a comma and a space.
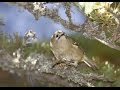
24, 29, 36, 39
23, 29, 37, 46
50, 30, 98, 70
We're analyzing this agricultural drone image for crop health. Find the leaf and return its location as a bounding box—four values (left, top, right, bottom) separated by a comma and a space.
110, 2, 119, 10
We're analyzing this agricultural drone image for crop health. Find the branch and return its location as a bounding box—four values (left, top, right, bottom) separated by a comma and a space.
5, 2, 85, 33
0, 50, 114, 87
4, 2, 120, 50
63, 2, 72, 23
45, 9, 85, 32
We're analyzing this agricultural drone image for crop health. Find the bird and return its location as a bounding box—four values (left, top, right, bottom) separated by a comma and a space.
23, 29, 37, 47
50, 30, 98, 70
24, 29, 36, 39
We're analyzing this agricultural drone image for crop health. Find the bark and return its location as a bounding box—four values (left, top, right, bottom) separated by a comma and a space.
0, 50, 114, 87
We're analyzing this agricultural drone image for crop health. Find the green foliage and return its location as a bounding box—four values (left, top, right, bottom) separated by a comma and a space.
110, 2, 120, 12
75, 2, 119, 38
0, 31, 52, 58
70, 33, 120, 86
22, 41, 53, 59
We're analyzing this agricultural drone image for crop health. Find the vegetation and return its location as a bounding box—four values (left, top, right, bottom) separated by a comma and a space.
70, 34, 120, 86
0, 31, 52, 58
0, 30, 120, 86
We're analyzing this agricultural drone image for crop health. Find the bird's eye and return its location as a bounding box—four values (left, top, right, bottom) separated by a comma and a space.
56, 35, 58, 38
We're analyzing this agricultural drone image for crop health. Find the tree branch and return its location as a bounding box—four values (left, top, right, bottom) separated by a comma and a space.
0, 50, 114, 87
4, 2, 120, 50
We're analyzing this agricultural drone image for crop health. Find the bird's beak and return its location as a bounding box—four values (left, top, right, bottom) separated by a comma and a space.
58, 32, 65, 39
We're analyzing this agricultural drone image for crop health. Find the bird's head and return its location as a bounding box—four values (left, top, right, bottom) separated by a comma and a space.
50, 30, 67, 48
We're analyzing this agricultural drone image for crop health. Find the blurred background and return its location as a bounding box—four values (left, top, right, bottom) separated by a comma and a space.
0, 2, 86, 40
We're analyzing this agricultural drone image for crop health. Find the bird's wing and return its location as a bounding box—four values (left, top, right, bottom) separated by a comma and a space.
66, 35, 78, 45
66, 35, 85, 54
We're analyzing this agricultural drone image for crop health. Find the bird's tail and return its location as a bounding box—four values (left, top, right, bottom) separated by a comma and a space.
82, 55, 98, 70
